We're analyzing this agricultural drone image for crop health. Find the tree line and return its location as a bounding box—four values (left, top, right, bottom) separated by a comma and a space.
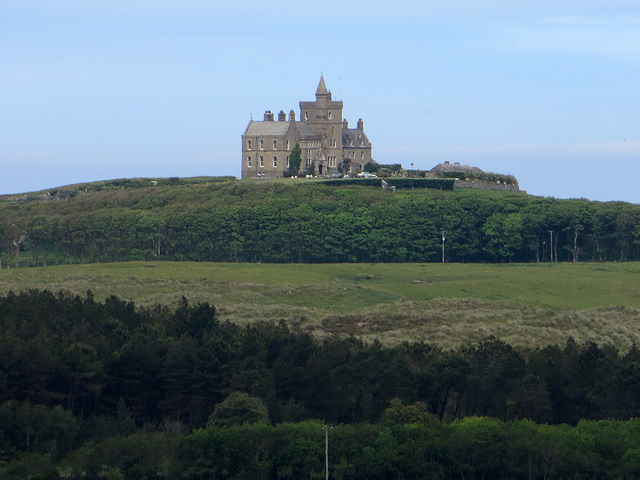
3, 180, 640, 266
3, 290, 640, 477
7, 416, 640, 479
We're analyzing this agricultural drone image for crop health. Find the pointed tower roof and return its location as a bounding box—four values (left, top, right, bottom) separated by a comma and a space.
316, 75, 328, 95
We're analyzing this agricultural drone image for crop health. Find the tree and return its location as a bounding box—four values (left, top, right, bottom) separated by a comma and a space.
286, 144, 302, 177
207, 392, 269, 427
483, 212, 524, 261
382, 398, 437, 425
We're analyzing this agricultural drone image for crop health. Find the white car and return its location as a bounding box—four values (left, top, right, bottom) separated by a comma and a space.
357, 172, 378, 178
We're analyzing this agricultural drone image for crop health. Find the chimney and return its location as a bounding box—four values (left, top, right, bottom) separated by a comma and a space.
357, 118, 364, 130
289, 110, 296, 122
278, 110, 286, 121
264, 110, 274, 121
343, 119, 348, 128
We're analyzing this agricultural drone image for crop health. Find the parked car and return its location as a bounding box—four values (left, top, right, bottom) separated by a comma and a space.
357, 172, 378, 178
332, 172, 342, 178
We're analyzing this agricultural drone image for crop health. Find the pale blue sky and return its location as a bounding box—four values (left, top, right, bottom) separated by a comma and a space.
2, 0, 639, 202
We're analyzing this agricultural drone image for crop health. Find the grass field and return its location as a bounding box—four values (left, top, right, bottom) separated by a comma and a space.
2, 261, 640, 350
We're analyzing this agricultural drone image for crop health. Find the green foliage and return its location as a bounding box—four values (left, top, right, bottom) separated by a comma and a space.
364, 161, 403, 176
382, 398, 437, 424
207, 392, 269, 427
3, 290, 640, 477
437, 170, 519, 186
4, 177, 640, 266
285, 144, 302, 177
321, 177, 455, 190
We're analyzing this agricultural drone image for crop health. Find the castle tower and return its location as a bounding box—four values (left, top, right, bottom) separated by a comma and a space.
299, 75, 343, 175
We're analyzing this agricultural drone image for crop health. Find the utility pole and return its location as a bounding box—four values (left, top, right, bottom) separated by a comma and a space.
441, 231, 446, 264
324, 425, 333, 480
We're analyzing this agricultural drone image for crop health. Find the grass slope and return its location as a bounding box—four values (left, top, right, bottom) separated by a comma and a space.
2, 261, 640, 350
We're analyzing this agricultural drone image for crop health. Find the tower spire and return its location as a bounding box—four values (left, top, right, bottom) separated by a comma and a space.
316, 75, 328, 95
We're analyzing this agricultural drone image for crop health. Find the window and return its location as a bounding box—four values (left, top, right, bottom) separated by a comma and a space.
286, 156, 290, 168
273, 140, 277, 150
285, 140, 290, 150
247, 140, 252, 150
260, 156, 264, 167
247, 156, 252, 167
273, 156, 277, 167
331, 125, 335, 134
328, 111, 332, 120
361, 152, 364, 159
259, 140, 264, 150
304, 112, 308, 121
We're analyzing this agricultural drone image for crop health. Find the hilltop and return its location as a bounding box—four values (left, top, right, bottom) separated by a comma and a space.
1, 175, 640, 268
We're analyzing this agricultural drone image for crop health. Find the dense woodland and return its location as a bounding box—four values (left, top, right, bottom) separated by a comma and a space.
3, 290, 640, 478
2, 177, 640, 266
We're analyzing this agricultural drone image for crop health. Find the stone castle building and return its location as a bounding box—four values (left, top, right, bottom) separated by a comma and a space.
241, 76, 372, 178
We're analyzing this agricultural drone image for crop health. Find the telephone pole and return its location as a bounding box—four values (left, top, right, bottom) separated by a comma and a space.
324, 425, 333, 480
441, 231, 446, 264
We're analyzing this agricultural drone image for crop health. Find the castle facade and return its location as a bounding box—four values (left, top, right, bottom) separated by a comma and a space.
241, 76, 372, 178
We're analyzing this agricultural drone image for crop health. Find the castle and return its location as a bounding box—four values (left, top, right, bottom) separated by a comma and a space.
241, 76, 373, 178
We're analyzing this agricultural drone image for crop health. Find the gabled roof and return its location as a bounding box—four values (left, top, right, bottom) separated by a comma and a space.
243, 120, 321, 139
342, 128, 371, 148
295, 122, 321, 139
244, 120, 291, 136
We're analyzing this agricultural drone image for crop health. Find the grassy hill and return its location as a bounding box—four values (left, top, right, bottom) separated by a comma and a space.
3, 260, 640, 350
3, 175, 640, 266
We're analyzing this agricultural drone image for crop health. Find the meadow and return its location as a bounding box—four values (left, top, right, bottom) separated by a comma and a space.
3, 260, 640, 350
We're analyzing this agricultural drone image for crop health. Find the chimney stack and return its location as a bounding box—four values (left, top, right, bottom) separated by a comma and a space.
264, 110, 274, 121
278, 110, 286, 121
